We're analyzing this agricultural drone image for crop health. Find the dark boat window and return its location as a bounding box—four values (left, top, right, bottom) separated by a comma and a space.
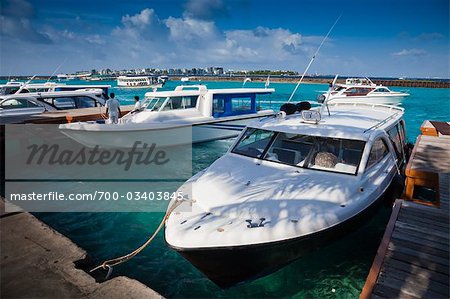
366, 138, 389, 169
233, 128, 365, 175
387, 125, 403, 163
212, 93, 257, 117
263, 133, 365, 174
0, 98, 29, 109
52, 97, 76, 110
75, 96, 97, 108
232, 128, 275, 158
161, 96, 198, 110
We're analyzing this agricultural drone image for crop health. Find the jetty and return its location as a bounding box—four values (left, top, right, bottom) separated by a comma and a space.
169, 76, 450, 88
19, 105, 134, 124
0, 199, 163, 299
360, 120, 450, 299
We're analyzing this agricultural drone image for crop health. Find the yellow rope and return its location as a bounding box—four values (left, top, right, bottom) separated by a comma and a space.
90, 199, 184, 273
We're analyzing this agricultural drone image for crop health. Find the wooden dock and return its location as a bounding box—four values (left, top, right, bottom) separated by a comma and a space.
22, 105, 134, 124
360, 120, 450, 298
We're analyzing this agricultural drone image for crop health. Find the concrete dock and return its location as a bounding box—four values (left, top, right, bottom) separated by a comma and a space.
360, 120, 450, 299
1, 200, 162, 299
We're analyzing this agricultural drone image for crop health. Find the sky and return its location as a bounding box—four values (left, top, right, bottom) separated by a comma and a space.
0, 0, 448, 78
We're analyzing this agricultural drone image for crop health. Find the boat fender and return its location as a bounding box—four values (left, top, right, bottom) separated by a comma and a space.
280, 103, 297, 115
296, 101, 311, 112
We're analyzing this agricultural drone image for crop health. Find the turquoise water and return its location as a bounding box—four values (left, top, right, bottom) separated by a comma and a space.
12, 79, 449, 298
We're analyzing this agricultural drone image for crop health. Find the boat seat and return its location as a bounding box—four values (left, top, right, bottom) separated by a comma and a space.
271, 147, 301, 165
314, 152, 338, 168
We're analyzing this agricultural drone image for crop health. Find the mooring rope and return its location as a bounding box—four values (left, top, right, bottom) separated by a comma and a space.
90, 199, 185, 276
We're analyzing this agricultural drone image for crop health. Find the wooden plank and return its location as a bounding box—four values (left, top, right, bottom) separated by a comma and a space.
401, 203, 450, 220
421, 120, 438, 137
389, 237, 449, 259
395, 221, 450, 240
400, 207, 449, 224
399, 207, 449, 224
391, 231, 450, 252
383, 258, 450, 286
377, 270, 449, 298
402, 201, 450, 217
385, 250, 449, 275
398, 212, 449, 231
379, 267, 449, 296
388, 241, 449, 268
392, 227, 449, 246
372, 283, 422, 299
360, 200, 403, 299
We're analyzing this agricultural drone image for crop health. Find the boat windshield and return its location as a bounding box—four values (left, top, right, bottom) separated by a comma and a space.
144, 97, 166, 111
232, 128, 366, 175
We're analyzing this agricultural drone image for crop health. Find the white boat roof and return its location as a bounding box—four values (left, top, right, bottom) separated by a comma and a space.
0, 89, 104, 100
144, 86, 275, 97
0, 82, 110, 88
250, 103, 404, 141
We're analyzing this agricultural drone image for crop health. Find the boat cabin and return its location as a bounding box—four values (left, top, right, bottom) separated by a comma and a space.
230, 103, 407, 176
140, 85, 274, 119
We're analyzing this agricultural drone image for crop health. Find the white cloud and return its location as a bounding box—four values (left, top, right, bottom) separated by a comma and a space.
121, 8, 155, 28
391, 48, 427, 57
165, 16, 217, 43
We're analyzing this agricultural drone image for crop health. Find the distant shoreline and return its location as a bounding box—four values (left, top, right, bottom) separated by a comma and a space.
1, 75, 449, 88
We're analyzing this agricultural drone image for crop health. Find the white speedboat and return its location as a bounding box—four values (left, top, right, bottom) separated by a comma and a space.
165, 101, 407, 287
116, 75, 164, 88
317, 77, 409, 105
59, 85, 275, 147
0, 89, 107, 124
0, 81, 110, 97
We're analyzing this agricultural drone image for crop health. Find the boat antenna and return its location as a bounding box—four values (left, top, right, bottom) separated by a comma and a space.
47, 58, 67, 82
242, 77, 251, 87
287, 14, 342, 103
265, 75, 270, 89
320, 74, 339, 116
14, 74, 37, 94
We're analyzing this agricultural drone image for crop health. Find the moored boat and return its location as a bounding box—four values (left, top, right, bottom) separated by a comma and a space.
116, 75, 165, 88
317, 77, 409, 105
59, 85, 275, 147
164, 101, 407, 287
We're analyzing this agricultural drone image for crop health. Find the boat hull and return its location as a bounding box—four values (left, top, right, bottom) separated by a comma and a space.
168, 180, 401, 288
60, 115, 271, 148
326, 95, 407, 105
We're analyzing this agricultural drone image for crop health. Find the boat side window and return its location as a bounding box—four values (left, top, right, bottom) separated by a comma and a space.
161, 96, 198, 110
373, 88, 389, 93
398, 120, 407, 153
387, 125, 403, 162
366, 138, 389, 169
232, 128, 275, 158
213, 97, 225, 115
51, 97, 77, 110
0, 98, 30, 109
75, 96, 97, 108
212, 94, 256, 117
231, 96, 253, 113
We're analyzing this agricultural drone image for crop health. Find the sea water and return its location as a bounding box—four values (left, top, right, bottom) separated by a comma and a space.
9, 79, 449, 298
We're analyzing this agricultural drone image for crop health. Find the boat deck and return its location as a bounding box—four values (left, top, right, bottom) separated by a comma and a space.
404, 121, 450, 207
21, 105, 134, 124
360, 120, 450, 299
